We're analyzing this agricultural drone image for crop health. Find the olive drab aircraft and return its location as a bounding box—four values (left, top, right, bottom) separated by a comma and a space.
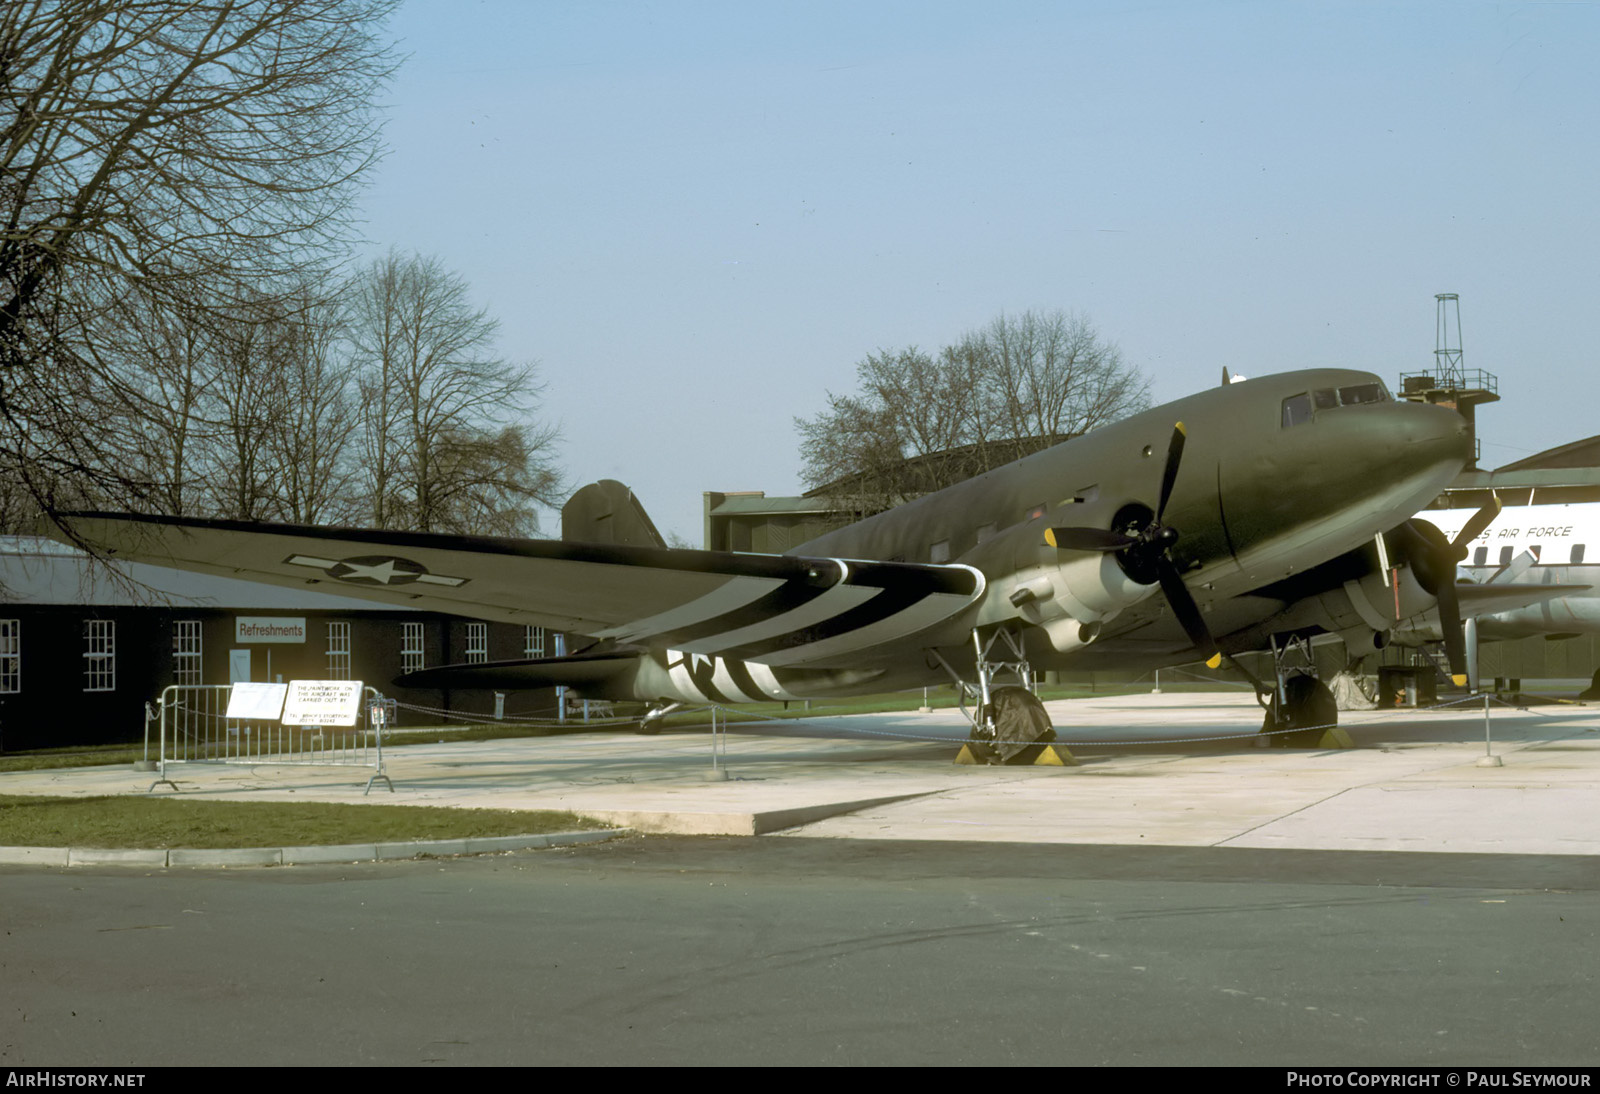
55, 368, 1480, 759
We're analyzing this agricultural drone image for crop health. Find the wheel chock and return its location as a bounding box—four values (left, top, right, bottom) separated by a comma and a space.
954, 744, 987, 765
1267, 725, 1356, 749
1022, 743, 1077, 766
1313, 726, 1355, 749
954, 742, 1078, 766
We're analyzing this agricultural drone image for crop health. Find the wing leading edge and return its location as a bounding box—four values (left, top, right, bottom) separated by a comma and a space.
55, 513, 984, 668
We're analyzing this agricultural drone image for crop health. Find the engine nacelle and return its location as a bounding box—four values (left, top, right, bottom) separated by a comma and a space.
1006, 552, 1158, 654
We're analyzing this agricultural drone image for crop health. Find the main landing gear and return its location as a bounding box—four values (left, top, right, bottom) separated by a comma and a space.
1254, 635, 1350, 749
937, 627, 1073, 766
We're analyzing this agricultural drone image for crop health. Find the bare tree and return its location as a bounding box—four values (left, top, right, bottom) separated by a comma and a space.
262, 289, 358, 525
0, 0, 398, 530
347, 252, 563, 534
797, 310, 1149, 514
204, 295, 294, 521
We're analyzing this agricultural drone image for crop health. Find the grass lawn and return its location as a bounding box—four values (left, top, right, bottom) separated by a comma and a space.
0, 795, 607, 849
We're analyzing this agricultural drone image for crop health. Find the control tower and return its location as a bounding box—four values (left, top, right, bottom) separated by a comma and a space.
1398, 293, 1499, 470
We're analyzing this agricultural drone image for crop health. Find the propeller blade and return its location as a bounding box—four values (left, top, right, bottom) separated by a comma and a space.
1449, 496, 1502, 560
1155, 422, 1186, 524
1045, 526, 1135, 552
1155, 555, 1221, 668
1436, 577, 1469, 687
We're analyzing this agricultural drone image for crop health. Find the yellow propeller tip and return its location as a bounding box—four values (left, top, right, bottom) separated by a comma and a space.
1044, 528, 1057, 548
1452, 674, 1468, 687
1206, 653, 1222, 669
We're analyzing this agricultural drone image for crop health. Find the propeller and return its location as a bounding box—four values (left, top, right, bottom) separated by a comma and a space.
1044, 423, 1221, 668
1389, 496, 1501, 688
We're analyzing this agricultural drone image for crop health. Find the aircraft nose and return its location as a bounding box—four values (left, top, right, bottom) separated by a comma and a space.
1213, 396, 1472, 557
1386, 399, 1473, 468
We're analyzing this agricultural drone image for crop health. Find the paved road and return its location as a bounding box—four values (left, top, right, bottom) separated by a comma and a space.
5, 836, 1598, 1067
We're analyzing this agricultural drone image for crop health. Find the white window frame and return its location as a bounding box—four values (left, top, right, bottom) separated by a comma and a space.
173, 620, 203, 686
84, 619, 115, 692
0, 619, 18, 694
466, 622, 488, 664
524, 625, 546, 659
402, 622, 425, 675
327, 621, 351, 680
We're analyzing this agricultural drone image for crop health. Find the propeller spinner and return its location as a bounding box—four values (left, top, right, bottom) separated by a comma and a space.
1044, 423, 1221, 668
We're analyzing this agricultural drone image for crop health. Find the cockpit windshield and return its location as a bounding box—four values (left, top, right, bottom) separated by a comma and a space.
1282, 380, 1391, 427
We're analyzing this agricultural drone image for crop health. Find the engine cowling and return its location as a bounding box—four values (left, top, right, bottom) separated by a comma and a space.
1004, 551, 1160, 654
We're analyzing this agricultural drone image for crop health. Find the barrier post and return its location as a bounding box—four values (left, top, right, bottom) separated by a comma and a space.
1477, 692, 1503, 768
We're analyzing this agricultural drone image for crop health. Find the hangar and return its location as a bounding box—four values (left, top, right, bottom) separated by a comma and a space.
0, 536, 560, 751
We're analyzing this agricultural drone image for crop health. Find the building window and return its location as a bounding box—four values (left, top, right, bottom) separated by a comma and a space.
84, 620, 115, 692
466, 622, 488, 664
0, 619, 18, 694
327, 622, 351, 680
173, 620, 202, 685
402, 622, 425, 674
524, 625, 546, 659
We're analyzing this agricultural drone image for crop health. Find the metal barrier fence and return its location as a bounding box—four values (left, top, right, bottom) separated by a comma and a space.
150, 684, 392, 794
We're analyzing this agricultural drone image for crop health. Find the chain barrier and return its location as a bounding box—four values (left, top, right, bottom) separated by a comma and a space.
386, 697, 639, 729
379, 684, 1595, 753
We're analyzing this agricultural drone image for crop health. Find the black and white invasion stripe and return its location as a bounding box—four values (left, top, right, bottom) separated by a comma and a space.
599, 558, 984, 667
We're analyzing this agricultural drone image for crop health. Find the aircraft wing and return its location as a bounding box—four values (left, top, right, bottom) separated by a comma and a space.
1456, 581, 1590, 618
54, 513, 984, 667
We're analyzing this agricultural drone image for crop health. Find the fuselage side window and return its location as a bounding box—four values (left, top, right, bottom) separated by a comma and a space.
1473, 546, 1487, 566
1499, 545, 1514, 567
1573, 544, 1587, 564
1282, 393, 1312, 428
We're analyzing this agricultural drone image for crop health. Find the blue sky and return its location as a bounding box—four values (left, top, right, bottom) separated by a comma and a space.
356, 0, 1600, 543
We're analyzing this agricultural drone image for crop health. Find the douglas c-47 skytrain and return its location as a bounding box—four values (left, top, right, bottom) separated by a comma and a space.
57, 368, 1487, 760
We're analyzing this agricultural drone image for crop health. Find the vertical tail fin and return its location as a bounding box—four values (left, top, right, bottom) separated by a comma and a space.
560, 480, 667, 547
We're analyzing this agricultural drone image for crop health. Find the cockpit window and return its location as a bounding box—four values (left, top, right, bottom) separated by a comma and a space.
1282, 393, 1313, 428
1339, 382, 1389, 405
1286, 382, 1392, 427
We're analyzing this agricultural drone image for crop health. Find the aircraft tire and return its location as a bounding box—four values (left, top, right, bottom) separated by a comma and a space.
1262, 673, 1337, 748
987, 686, 1057, 765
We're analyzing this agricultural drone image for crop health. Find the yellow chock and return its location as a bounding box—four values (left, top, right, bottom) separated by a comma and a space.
954, 743, 1078, 766
1317, 726, 1356, 750
1033, 744, 1077, 766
